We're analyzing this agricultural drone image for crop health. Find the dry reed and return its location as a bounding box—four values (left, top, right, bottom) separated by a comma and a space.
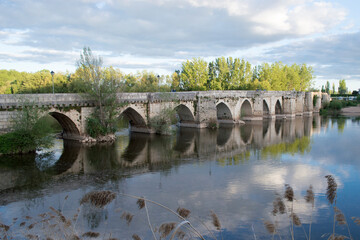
272, 196, 286, 216
305, 185, 315, 206
82, 231, 100, 238
0, 223, 10, 232
121, 212, 134, 225
334, 207, 346, 225
351, 217, 360, 225
325, 175, 337, 205
176, 207, 191, 218
264, 221, 276, 234
284, 184, 294, 202
80, 190, 116, 208
158, 222, 176, 238
136, 198, 145, 209
210, 211, 221, 230
175, 230, 186, 239
132, 234, 142, 240
290, 213, 302, 226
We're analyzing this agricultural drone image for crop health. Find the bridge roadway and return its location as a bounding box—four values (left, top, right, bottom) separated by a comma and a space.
0, 91, 328, 140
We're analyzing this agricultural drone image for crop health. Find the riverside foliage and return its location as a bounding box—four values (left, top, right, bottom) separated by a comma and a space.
0, 57, 314, 94
0, 101, 54, 154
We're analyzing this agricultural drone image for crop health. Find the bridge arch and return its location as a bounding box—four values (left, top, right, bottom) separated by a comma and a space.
263, 99, 270, 116
48, 111, 81, 139
275, 100, 282, 115
120, 107, 147, 127
216, 102, 233, 121
175, 104, 195, 123
240, 99, 253, 118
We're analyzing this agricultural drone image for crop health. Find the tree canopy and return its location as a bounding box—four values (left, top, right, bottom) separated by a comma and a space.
0, 56, 317, 94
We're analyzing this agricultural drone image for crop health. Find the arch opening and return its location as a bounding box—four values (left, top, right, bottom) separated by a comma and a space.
263, 100, 270, 115
216, 102, 233, 121
275, 100, 282, 115
175, 104, 195, 123
49, 112, 80, 139
119, 107, 147, 127
240, 100, 252, 118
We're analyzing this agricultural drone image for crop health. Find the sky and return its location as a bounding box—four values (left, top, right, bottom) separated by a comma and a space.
0, 0, 359, 91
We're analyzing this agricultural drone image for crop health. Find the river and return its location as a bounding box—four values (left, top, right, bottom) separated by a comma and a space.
0, 115, 360, 239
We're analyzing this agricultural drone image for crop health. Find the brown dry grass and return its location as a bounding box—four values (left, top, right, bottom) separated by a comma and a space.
80, 190, 116, 208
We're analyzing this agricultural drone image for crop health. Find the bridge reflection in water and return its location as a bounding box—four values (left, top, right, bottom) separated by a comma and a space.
0, 115, 324, 195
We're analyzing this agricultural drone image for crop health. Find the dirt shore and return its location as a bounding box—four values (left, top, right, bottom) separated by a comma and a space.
340, 105, 360, 116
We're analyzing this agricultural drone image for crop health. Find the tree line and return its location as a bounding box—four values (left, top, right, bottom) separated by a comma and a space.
0, 56, 318, 94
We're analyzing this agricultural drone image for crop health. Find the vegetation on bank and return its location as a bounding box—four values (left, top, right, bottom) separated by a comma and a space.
320, 96, 360, 116
0, 102, 56, 154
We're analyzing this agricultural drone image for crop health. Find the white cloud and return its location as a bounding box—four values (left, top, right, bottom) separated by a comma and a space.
0, 0, 358, 89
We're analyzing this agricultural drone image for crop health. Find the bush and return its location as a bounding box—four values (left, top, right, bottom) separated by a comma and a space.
86, 117, 109, 138
0, 103, 54, 154
328, 100, 343, 110
313, 95, 318, 107
149, 108, 176, 135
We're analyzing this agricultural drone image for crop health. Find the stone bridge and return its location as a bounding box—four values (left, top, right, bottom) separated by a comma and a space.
0, 91, 327, 140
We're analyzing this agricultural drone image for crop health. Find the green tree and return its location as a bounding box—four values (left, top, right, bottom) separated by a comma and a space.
171, 70, 180, 91
338, 79, 347, 94
76, 47, 121, 137
332, 82, 336, 94
325, 81, 330, 94
180, 58, 208, 91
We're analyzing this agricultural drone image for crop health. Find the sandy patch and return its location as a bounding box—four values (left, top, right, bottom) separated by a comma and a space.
340, 106, 360, 116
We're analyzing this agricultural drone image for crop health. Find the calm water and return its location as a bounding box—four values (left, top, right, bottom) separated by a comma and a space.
1, 115, 360, 239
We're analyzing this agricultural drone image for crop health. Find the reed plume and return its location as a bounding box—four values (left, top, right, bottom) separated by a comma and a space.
175, 230, 186, 239
264, 221, 276, 234
305, 185, 315, 240
158, 222, 176, 238
25, 234, 38, 239
325, 175, 337, 204
305, 185, 315, 206
136, 198, 145, 209
80, 191, 116, 208
284, 184, 294, 202
82, 231, 100, 238
334, 207, 346, 225
176, 207, 191, 218
0, 223, 10, 232
132, 234, 142, 240
121, 212, 134, 225
290, 213, 302, 226
210, 211, 221, 230
272, 196, 286, 216
351, 217, 360, 225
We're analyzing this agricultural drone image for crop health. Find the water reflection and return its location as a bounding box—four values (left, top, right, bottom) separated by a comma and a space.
1, 115, 360, 239
0, 116, 320, 193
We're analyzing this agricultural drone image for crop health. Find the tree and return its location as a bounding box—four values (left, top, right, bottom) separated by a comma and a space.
77, 47, 121, 137
338, 79, 347, 95
325, 81, 330, 94
321, 85, 325, 93
180, 58, 208, 91
332, 82, 336, 94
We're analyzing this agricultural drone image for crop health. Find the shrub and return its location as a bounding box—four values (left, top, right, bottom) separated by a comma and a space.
149, 108, 176, 135
0, 105, 54, 154
86, 117, 109, 138
313, 95, 318, 107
